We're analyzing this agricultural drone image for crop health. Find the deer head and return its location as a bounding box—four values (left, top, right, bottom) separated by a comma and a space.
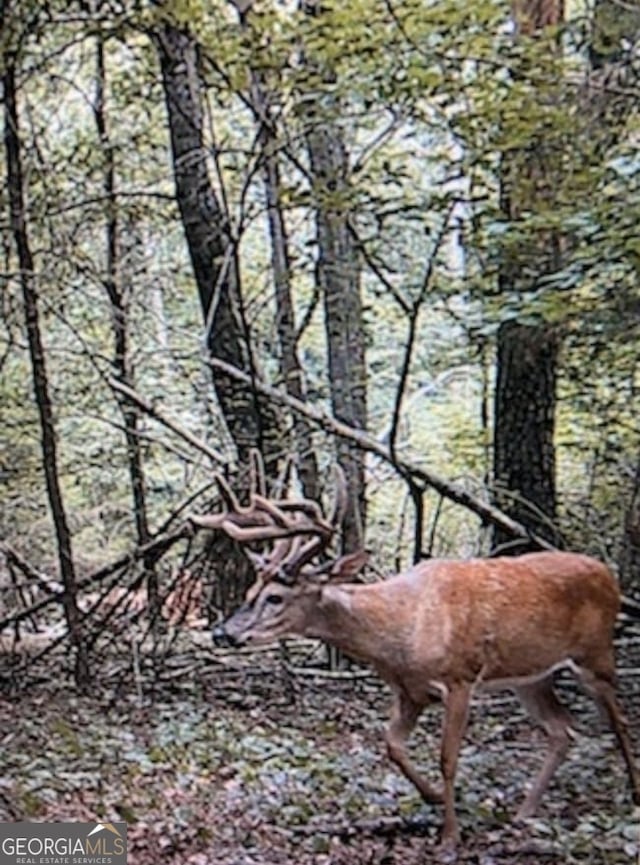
190, 451, 367, 647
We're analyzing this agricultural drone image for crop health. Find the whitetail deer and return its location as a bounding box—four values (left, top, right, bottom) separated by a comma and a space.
192, 454, 640, 848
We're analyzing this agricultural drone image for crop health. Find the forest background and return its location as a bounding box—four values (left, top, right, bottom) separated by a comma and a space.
1, 0, 640, 673
1, 2, 640, 862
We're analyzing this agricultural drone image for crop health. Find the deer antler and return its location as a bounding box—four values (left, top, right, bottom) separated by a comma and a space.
190, 451, 346, 584
277, 465, 348, 580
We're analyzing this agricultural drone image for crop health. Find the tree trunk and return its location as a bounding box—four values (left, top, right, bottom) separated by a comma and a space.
492, 0, 565, 552
246, 40, 320, 500
155, 17, 289, 603
155, 20, 283, 470
3, 58, 89, 687
300, 1, 367, 551
94, 37, 159, 618
493, 322, 560, 549
621, 452, 640, 591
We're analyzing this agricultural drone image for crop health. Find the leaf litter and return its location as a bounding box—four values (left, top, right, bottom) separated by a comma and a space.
0, 646, 638, 865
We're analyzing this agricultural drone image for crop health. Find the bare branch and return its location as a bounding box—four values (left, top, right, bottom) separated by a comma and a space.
108, 377, 227, 465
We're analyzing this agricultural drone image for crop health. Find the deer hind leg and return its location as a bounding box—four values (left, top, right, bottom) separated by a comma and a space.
384, 689, 443, 805
575, 662, 640, 806
439, 683, 472, 847
514, 678, 575, 820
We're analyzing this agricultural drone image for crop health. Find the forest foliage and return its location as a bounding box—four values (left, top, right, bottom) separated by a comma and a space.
1, 0, 640, 589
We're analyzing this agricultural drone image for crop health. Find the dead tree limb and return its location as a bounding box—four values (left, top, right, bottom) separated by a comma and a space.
108, 377, 227, 465
204, 358, 640, 618
0, 528, 189, 634
205, 358, 551, 545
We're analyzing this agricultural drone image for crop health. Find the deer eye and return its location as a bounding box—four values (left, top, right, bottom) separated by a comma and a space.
265, 594, 284, 606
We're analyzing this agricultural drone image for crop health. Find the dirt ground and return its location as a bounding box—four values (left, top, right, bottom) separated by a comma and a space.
0, 635, 638, 865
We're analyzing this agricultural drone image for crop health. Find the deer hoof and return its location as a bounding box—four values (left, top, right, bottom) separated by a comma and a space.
436, 834, 459, 863
422, 785, 444, 805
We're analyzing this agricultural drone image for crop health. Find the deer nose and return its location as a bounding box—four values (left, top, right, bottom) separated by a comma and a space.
212, 624, 236, 648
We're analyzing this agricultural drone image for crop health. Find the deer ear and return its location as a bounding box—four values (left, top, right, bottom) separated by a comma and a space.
328, 550, 369, 581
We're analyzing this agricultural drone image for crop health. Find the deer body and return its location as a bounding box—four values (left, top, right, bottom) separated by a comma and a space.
196, 457, 639, 849
309, 553, 619, 685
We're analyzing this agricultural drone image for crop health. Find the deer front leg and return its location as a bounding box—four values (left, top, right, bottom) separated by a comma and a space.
439, 683, 471, 848
384, 688, 443, 804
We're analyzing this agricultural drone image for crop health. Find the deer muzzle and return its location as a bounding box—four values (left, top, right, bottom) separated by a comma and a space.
212, 623, 238, 648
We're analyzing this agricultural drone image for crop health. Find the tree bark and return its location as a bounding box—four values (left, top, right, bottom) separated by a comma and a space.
492, 0, 565, 552
3, 57, 89, 687
493, 322, 560, 549
300, 0, 368, 551
155, 20, 283, 470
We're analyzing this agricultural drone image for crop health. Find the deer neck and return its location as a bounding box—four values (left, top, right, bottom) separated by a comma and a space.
303, 582, 411, 670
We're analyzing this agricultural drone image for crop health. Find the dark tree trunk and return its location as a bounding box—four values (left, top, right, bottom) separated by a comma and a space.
492, 0, 565, 553
3, 59, 89, 687
155, 21, 283, 470
493, 322, 560, 550
621, 453, 640, 591
155, 18, 288, 604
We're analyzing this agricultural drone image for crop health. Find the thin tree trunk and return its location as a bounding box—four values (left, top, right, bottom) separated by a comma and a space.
300, 0, 367, 551
3, 59, 89, 687
248, 57, 320, 500
93, 37, 159, 619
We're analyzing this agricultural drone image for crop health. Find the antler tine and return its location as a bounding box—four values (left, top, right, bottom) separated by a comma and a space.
258, 535, 304, 582
251, 494, 333, 535
249, 448, 267, 498
190, 512, 231, 531
194, 506, 285, 532
251, 494, 301, 528
328, 464, 349, 529
272, 453, 295, 499
214, 471, 243, 513
278, 465, 348, 580
272, 498, 327, 523
281, 533, 331, 581
219, 520, 324, 543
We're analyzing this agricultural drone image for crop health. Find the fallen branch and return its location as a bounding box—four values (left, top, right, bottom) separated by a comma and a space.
0, 528, 189, 634
204, 358, 551, 546
108, 377, 227, 465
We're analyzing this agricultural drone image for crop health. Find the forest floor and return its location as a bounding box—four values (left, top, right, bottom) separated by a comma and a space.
0, 634, 638, 865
